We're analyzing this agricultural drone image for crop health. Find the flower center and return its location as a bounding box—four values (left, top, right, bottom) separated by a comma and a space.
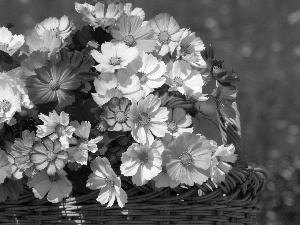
167, 121, 178, 132
173, 77, 183, 87
49, 173, 59, 182
47, 151, 57, 161
0, 99, 12, 113
138, 152, 148, 164
179, 152, 194, 166
110, 57, 122, 66
117, 136, 130, 146
158, 31, 171, 44
55, 124, 65, 136
137, 72, 148, 84
49, 79, 60, 90
115, 111, 127, 123
96, 120, 108, 132
105, 177, 115, 188
123, 35, 136, 47
138, 112, 150, 126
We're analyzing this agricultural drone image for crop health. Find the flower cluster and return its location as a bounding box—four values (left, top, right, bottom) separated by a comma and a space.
0, 1, 238, 208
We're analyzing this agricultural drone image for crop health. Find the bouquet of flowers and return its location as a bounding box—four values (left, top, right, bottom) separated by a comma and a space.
0, 0, 240, 208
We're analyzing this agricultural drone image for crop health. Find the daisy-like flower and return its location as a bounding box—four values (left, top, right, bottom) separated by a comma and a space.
91, 42, 138, 73
86, 156, 127, 208
164, 132, 213, 186
28, 169, 72, 203
210, 144, 237, 183
102, 97, 132, 131
111, 15, 156, 52
176, 29, 206, 68
0, 150, 12, 184
75, 2, 124, 29
67, 121, 103, 165
165, 60, 204, 97
9, 130, 37, 175
149, 13, 183, 56
35, 15, 76, 40
92, 72, 144, 106
0, 27, 24, 55
25, 29, 63, 55
36, 110, 75, 149
163, 108, 193, 142
0, 79, 21, 125
1, 70, 34, 110
30, 137, 69, 175
126, 52, 166, 96
25, 61, 81, 107
129, 94, 169, 145
122, 3, 145, 20
120, 140, 164, 186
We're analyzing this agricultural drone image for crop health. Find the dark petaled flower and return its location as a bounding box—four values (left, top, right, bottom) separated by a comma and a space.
25, 61, 81, 107
30, 137, 69, 175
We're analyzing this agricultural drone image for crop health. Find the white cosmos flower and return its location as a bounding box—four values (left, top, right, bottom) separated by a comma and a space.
75, 2, 123, 28
35, 16, 76, 40
91, 42, 138, 73
120, 140, 164, 186
92, 72, 144, 107
125, 52, 166, 96
149, 13, 184, 56
0, 27, 24, 56
129, 94, 168, 145
177, 29, 206, 68
165, 60, 204, 97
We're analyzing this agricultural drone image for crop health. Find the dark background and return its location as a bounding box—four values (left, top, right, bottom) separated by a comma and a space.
1, 0, 300, 224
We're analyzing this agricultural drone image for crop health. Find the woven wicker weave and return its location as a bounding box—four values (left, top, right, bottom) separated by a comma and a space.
0, 87, 268, 225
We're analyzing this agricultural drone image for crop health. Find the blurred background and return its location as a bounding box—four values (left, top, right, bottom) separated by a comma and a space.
0, 0, 300, 224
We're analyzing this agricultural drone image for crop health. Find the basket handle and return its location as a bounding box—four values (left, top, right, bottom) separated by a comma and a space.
214, 83, 247, 168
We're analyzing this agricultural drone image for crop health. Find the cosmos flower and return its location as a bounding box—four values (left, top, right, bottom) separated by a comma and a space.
25, 61, 81, 107
25, 29, 63, 55
165, 60, 204, 97
102, 97, 132, 131
30, 137, 69, 175
210, 144, 237, 183
86, 156, 127, 208
35, 15, 76, 40
111, 15, 156, 52
176, 29, 206, 68
125, 52, 166, 96
0, 27, 24, 55
0, 150, 12, 184
164, 132, 213, 186
0, 79, 21, 125
91, 42, 138, 73
163, 108, 193, 142
28, 169, 72, 203
149, 13, 183, 56
36, 110, 75, 149
129, 94, 169, 145
122, 3, 145, 20
120, 140, 164, 186
92, 72, 144, 106
75, 2, 124, 29
67, 121, 103, 165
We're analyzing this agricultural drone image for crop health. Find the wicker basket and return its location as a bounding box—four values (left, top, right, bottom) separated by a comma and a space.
0, 80, 268, 225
